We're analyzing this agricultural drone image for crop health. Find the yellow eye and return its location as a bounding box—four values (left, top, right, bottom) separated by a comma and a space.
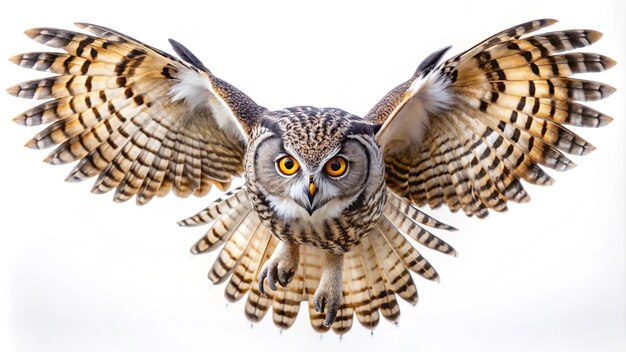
277, 156, 300, 176
325, 157, 348, 177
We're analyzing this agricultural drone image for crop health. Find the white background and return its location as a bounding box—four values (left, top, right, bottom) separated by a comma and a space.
0, 0, 624, 351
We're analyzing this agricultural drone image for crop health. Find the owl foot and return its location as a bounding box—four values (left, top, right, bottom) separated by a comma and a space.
258, 242, 299, 296
313, 252, 344, 327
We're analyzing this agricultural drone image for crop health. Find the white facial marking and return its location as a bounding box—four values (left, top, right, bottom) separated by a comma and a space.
267, 193, 359, 226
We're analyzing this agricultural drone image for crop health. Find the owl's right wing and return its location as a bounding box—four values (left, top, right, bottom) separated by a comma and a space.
9, 23, 266, 204
367, 19, 615, 218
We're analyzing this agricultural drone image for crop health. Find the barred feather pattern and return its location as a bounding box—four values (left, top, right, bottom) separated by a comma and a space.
179, 187, 454, 334
8, 19, 614, 336
368, 19, 615, 218
7, 24, 264, 204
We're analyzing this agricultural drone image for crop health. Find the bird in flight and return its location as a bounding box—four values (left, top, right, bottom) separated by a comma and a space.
7, 19, 615, 334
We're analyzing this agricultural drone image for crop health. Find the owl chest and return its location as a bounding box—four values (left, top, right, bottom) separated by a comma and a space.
248, 183, 387, 254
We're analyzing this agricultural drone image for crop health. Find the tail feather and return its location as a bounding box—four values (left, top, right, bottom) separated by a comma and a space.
183, 187, 456, 333
188, 203, 251, 254
387, 191, 434, 224
344, 248, 379, 329
330, 269, 354, 335
384, 203, 456, 256
369, 226, 418, 304
357, 238, 400, 323
244, 236, 277, 322
224, 224, 271, 303
177, 186, 246, 226
303, 246, 328, 333
208, 213, 259, 284
378, 217, 439, 281
271, 254, 305, 329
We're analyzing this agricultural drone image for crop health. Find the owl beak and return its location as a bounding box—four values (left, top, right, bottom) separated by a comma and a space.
307, 177, 317, 215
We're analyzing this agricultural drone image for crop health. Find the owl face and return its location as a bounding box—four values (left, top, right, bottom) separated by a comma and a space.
249, 107, 383, 222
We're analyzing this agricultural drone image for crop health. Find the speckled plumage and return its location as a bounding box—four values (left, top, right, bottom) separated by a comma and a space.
245, 107, 385, 253
8, 19, 615, 334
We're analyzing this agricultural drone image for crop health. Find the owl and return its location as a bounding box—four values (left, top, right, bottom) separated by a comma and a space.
8, 19, 615, 334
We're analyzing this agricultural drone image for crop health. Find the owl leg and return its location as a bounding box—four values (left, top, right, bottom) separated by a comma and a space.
258, 241, 300, 296
313, 252, 343, 327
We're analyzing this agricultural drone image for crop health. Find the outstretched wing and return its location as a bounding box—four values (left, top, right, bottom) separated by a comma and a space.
367, 19, 615, 218
8, 23, 266, 204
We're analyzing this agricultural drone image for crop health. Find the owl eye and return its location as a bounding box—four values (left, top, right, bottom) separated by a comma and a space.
325, 157, 348, 177
276, 155, 300, 176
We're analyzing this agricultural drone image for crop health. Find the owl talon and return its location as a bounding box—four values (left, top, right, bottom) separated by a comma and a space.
258, 242, 299, 295
313, 295, 325, 313
258, 264, 278, 296
258, 267, 267, 296
313, 285, 340, 327
313, 252, 343, 327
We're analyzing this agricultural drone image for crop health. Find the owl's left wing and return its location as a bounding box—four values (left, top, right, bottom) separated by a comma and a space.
367, 19, 615, 218
8, 23, 266, 204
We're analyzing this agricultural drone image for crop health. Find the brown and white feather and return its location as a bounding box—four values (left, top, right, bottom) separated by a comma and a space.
368, 19, 615, 218
8, 24, 265, 204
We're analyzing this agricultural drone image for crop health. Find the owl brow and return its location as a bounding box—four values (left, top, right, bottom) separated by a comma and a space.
273, 152, 291, 162
281, 145, 311, 173
272, 139, 294, 161
319, 146, 344, 166
332, 140, 365, 163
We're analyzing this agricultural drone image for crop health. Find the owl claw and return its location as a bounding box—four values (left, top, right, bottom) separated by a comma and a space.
313, 285, 340, 327
258, 264, 278, 296
313, 252, 343, 327
313, 296, 325, 313
258, 242, 300, 296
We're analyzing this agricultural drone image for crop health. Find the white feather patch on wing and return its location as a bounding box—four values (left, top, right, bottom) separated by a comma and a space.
409, 72, 454, 113
377, 72, 453, 154
169, 70, 212, 110
169, 69, 246, 141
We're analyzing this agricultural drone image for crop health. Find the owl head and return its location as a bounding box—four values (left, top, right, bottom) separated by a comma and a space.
247, 107, 383, 222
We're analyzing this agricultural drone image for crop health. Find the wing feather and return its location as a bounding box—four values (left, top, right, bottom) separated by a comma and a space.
368, 19, 614, 216
9, 24, 265, 204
